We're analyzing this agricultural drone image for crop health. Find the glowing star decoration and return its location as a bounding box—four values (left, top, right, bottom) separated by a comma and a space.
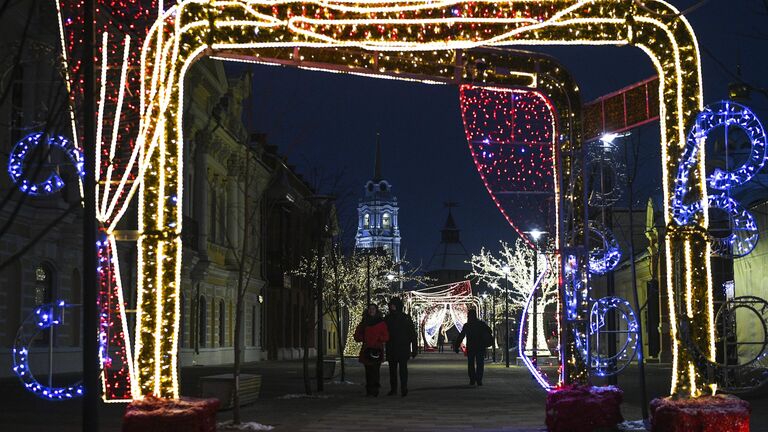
12, 301, 86, 400
7, 133, 84, 196
90, 0, 711, 399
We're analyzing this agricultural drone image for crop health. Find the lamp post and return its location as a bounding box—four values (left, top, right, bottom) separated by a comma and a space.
310, 195, 335, 392
527, 229, 544, 364
492, 285, 497, 363
503, 265, 510, 368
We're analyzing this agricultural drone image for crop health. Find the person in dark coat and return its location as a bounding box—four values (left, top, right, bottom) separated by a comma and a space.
354, 304, 389, 396
437, 331, 445, 352
454, 308, 491, 386
384, 297, 417, 396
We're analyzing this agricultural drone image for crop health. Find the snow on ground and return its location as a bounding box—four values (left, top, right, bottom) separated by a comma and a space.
217, 420, 275, 431
277, 393, 333, 399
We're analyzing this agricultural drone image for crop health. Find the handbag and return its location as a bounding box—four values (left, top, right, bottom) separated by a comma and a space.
364, 347, 382, 361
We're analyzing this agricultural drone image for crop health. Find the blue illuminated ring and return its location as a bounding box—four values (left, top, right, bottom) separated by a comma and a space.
12, 301, 85, 400
7, 133, 84, 196
700, 102, 767, 191
708, 193, 759, 258
580, 221, 622, 275
573, 296, 640, 377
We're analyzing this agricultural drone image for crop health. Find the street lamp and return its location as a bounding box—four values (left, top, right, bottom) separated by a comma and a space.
525, 228, 547, 365
492, 283, 497, 363
502, 264, 510, 368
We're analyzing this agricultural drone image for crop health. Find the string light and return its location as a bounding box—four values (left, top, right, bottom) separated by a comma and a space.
12, 301, 86, 400
48, 0, 708, 398
7, 133, 84, 196
56, 0, 163, 401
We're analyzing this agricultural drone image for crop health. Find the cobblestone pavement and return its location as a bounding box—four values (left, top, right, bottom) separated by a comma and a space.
2, 353, 768, 431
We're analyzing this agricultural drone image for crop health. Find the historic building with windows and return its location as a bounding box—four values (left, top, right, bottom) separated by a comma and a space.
0, 23, 328, 380
355, 139, 401, 262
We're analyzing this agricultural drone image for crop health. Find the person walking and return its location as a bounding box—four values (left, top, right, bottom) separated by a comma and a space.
437, 331, 445, 353
384, 297, 417, 397
354, 304, 389, 397
454, 308, 493, 386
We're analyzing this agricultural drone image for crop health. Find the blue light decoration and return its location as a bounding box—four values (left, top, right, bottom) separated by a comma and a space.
7, 133, 85, 196
672, 101, 765, 257
580, 221, 622, 275
12, 301, 85, 400
586, 138, 626, 208
573, 297, 640, 377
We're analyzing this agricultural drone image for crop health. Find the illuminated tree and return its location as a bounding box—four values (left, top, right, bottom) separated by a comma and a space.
469, 238, 558, 356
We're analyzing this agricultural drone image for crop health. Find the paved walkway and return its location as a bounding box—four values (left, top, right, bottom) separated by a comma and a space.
2, 353, 768, 431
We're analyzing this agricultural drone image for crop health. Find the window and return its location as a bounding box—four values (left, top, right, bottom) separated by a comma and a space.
34, 265, 52, 305
198, 296, 207, 347
219, 300, 226, 347
382, 213, 391, 229
363, 213, 370, 228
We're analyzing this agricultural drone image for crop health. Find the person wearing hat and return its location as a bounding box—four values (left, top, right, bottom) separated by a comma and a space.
384, 297, 417, 396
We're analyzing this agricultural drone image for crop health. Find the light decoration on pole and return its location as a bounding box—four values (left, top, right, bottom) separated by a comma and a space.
673, 101, 765, 258
585, 135, 626, 208
518, 256, 553, 390
12, 301, 86, 400
7, 133, 84, 196
580, 220, 622, 275
59, 0, 708, 398
54, 0, 163, 401
573, 296, 640, 377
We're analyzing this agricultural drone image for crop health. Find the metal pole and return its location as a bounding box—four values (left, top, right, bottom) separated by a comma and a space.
505, 274, 509, 368
492, 289, 496, 362
532, 249, 538, 364
625, 136, 649, 420
82, 0, 100, 429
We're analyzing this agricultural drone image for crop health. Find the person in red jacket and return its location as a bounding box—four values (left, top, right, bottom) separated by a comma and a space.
354, 304, 389, 396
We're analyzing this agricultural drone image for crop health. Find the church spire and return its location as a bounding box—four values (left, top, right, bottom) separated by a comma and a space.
373, 133, 382, 181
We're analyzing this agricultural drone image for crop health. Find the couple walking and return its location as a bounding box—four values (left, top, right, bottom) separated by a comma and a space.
354, 297, 417, 397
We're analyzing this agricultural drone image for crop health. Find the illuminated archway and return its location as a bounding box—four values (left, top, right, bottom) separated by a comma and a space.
128, 0, 710, 399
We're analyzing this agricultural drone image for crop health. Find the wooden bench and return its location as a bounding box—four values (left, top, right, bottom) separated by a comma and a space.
199, 373, 261, 410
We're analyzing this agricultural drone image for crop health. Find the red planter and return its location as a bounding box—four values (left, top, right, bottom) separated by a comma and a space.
545, 385, 623, 432
650, 395, 750, 432
122, 395, 220, 432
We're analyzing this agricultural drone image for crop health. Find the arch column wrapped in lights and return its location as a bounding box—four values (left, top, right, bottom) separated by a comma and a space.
133, 0, 709, 399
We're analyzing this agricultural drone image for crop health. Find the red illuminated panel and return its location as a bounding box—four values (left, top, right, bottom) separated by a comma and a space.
460, 85, 558, 247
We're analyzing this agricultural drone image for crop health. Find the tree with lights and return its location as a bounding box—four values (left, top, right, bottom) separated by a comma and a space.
469, 238, 558, 357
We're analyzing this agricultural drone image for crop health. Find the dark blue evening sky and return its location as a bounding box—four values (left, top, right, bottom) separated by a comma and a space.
227, 0, 768, 268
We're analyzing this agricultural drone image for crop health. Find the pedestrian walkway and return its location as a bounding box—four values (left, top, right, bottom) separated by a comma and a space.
3, 352, 768, 431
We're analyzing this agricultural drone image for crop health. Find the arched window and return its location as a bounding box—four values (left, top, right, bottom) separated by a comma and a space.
209, 188, 217, 242
34, 263, 55, 345
363, 213, 370, 228
382, 212, 391, 229
34, 264, 53, 305
198, 295, 207, 348
219, 300, 226, 347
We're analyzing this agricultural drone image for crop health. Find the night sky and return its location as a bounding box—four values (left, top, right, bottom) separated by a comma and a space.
226, 1, 768, 269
